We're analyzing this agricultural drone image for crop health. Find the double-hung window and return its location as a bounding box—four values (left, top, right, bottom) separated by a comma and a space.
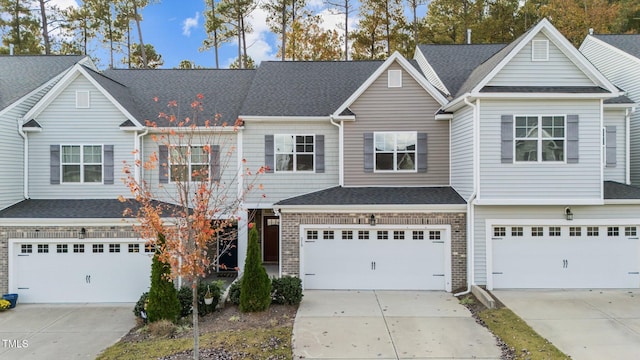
275, 135, 314, 172
61, 145, 103, 183
374, 132, 417, 171
170, 145, 210, 182
515, 115, 565, 162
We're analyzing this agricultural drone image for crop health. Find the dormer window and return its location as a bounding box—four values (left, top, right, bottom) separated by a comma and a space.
531, 40, 549, 61
388, 70, 402, 88
76, 90, 90, 108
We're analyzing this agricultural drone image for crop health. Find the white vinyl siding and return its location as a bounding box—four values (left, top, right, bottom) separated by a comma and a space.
489, 33, 595, 87
344, 62, 449, 186
413, 48, 449, 95
450, 106, 474, 200
473, 204, 640, 286
27, 75, 134, 198
581, 37, 640, 185
479, 99, 602, 200
604, 108, 626, 182
242, 121, 338, 207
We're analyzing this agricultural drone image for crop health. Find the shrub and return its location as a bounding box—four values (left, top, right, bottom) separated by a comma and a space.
239, 225, 271, 312
228, 281, 241, 305
133, 292, 149, 319
146, 234, 181, 323
177, 280, 224, 317
177, 286, 193, 318
148, 319, 177, 338
271, 276, 303, 305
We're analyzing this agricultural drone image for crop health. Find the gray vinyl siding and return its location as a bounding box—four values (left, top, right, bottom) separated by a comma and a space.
0, 107, 26, 210
473, 204, 640, 285
27, 75, 135, 198
581, 38, 640, 185
489, 33, 594, 87
242, 121, 338, 206
604, 108, 626, 183
450, 106, 474, 200
479, 99, 602, 200
344, 62, 449, 186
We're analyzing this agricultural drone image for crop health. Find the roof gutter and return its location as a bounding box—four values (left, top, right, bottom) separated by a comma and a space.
17, 119, 28, 199
330, 115, 344, 186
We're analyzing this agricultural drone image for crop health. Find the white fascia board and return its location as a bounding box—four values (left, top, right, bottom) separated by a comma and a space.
240, 115, 331, 122
475, 198, 604, 206
604, 199, 640, 205
442, 93, 474, 112
604, 103, 636, 109
276, 204, 467, 213
146, 126, 242, 133
0, 218, 137, 226
22, 127, 42, 133
0, 68, 71, 119
332, 52, 449, 118
120, 126, 146, 131
486, 218, 640, 226
471, 19, 620, 95
473, 92, 619, 99
435, 113, 453, 120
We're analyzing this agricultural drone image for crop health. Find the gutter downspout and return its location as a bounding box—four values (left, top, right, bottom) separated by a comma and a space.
330, 115, 344, 186
17, 119, 28, 199
135, 128, 149, 184
454, 97, 479, 297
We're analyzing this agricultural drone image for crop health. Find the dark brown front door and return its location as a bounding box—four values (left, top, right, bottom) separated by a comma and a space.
263, 216, 279, 262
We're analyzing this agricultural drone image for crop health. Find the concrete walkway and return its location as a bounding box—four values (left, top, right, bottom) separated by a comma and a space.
494, 289, 640, 360
293, 290, 501, 359
0, 303, 135, 360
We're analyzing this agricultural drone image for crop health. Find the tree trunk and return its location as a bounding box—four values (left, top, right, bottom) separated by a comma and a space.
344, 0, 348, 61
237, 11, 242, 69
39, 0, 50, 54
412, 0, 418, 47
241, 15, 248, 68
14, 0, 21, 51
385, 0, 390, 55
210, 0, 219, 69
133, 1, 148, 68
281, 0, 286, 61
291, 0, 296, 61
127, 24, 132, 69
192, 279, 199, 360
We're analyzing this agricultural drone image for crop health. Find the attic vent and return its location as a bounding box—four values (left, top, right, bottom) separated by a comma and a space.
76, 90, 90, 108
531, 40, 549, 61
388, 70, 402, 88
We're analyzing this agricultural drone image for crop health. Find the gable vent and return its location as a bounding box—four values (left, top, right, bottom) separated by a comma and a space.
531, 40, 549, 61
76, 90, 90, 108
388, 69, 402, 88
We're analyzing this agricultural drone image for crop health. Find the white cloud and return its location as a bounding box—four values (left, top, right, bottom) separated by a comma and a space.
223, 7, 276, 67
182, 12, 200, 36
47, 0, 78, 10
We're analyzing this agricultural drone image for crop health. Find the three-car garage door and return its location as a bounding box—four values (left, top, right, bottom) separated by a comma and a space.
10, 239, 152, 303
491, 224, 640, 289
302, 226, 451, 291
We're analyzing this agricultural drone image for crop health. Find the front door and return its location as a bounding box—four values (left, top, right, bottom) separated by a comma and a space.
263, 216, 280, 262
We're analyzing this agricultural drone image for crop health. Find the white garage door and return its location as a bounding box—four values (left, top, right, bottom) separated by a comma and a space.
302, 226, 450, 291
492, 225, 640, 289
10, 239, 152, 303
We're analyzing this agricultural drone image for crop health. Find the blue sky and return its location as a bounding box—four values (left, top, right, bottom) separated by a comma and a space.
57, 1, 428, 69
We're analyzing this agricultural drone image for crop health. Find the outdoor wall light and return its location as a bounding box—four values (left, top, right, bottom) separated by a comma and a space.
565, 207, 573, 221
369, 214, 376, 226
78, 227, 87, 239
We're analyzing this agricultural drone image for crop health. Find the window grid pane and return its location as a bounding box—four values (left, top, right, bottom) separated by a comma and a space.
128, 244, 139, 253
625, 227, 637, 237
393, 231, 404, 240
38, 244, 49, 253
377, 231, 389, 240
109, 244, 120, 253
374, 132, 416, 171
531, 227, 543, 236
607, 227, 619, 236
57, 244, 68, 253
323, 231, 334, 240
21, 244, 32, 253
93, 244, 104, 253
73, 244, 85, 253
412, 231, 424, 240
587, 227, 599, 236
275, 135, 314, 172
429, 231, 441, 240
549, 227, 561, 236
514, 115, 565, 162
570, 227, 581, 236
307, 230, 318, 240
342, 230, 353, 240
494, 227, 506, 237
358, 231, 369, 240
511, 227, 523, 236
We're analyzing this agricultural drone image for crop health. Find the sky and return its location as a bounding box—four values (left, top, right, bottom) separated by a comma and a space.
52, 0, 375, 69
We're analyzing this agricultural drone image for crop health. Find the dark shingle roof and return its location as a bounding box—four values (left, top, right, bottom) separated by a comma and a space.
23, 119, 41, 128
604, 181, 640, 200
481, 86, 609, 93
0, 199, 177, 218
604, 95, 635, 104
275, 186, 466, 206
83, 66, 143, 121
240, 61, 383, 116
0, 55, 85, 110
101, 69, 256, 126
593, 34, 640, 59
417, 44, 506, 96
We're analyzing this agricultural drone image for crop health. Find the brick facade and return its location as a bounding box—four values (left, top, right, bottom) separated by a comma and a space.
280, 211, 467, 291
0, 225, 138, 294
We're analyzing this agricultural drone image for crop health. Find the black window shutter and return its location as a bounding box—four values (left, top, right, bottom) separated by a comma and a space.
315, 135, 325, 173
501, 115, 513, 163
103, 145, 114, 184
211, 145, 221, 181
605, 126, 616, 167
417, 133, 428, 173
50, 145, 60, 185
566, 115, 579, 163
264, 135, 274, 173
158, 145, 169, 184
364, 133, 374, 172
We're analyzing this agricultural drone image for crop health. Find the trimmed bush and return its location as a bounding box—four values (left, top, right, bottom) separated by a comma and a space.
177, 280, 223, 317
271, 276, 303, 305
177, 286, 193, 318
239, 225, 271, 312
228, 281, 241, 305
146, 234, 181, 323
133, 292, 149, 319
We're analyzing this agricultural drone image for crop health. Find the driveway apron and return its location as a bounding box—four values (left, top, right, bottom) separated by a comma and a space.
293, 290, 501, 359
493, 289, 640, 360
0, 303, 135, 360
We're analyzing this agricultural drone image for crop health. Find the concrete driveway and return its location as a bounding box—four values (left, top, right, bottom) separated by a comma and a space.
0, 303, 136, 360
493, 289, 640, 360
293, 290, 501, 359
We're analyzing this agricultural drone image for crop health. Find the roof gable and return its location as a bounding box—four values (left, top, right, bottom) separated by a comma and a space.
333, 52, 449, 117
591, 34, 640, 59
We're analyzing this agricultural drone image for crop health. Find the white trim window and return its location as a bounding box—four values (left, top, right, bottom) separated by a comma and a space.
514, 115, 565, 162
374, 132, 417, 171
275, 135, 315, 172
169, 145, 210, 182
61, 145, 103, 183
